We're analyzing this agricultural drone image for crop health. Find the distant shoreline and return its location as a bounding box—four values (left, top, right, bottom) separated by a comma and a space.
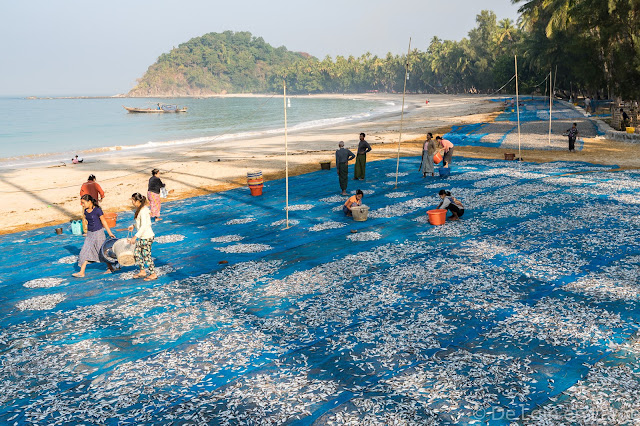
22, 92, 441, 100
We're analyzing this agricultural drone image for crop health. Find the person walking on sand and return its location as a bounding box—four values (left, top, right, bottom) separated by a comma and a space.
336, 141, 355, 196
343, 189, 364, 217
147, 168, 166, 222
354, 132, 371, 180
566, 123, 579, 152
436, 190, 464, 221
621, 108, 631, 130
419, 132, 438, 177
73, 195, 116, 277
128, 193, 157, 281
80, 174, 105, 236
435, 136, 454, 168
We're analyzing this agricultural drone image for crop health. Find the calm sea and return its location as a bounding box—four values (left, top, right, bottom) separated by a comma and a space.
0, 96, 395, 169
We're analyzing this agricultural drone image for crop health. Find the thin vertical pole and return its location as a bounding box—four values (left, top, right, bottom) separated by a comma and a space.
515, 55, 521, 160
548, 69, 553, 146
395, 37, 411, 188
284, 80, 289, 228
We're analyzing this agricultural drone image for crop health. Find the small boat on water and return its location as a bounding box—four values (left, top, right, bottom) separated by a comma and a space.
123, 104, 187, 113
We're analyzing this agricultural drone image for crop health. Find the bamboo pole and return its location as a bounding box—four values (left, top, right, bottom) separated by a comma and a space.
548, 69, 553, 146
395, 37, 411, 189
284, 80, 290, 228
515, 55, 521, 160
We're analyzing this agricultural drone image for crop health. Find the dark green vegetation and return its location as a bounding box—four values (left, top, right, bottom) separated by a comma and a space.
129, 3, 639, 98
514, 0, 640, 99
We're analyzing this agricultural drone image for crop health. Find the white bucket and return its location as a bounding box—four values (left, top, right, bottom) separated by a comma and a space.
112, 238, 136, 266
352, 204, 369, 222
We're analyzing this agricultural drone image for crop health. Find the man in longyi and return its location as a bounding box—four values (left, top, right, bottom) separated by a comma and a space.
353, 132, 371, 180
335, 141, 355, 196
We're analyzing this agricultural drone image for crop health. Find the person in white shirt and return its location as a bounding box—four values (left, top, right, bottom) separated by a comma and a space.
128, 193, 157, 281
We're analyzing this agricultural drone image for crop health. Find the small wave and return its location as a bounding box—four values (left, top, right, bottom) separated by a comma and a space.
0, 99, 403, 170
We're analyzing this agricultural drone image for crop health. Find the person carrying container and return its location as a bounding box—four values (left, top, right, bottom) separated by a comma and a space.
128, 193, 157, 281
72, 194, 116, 277
435, 136, 454, 168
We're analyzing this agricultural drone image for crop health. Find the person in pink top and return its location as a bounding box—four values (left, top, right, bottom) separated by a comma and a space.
435, 136, 454, 168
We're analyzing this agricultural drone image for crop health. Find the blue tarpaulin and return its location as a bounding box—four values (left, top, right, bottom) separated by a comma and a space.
1, 157, 640, 424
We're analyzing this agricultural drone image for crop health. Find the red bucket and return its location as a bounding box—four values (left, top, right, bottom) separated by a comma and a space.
249, 185, 263, 196
103, 212, 117, 228
433, 153, 443, 164
427, 209, 446, 225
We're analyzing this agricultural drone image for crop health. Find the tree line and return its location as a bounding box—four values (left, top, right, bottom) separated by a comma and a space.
129, 4, 640, 99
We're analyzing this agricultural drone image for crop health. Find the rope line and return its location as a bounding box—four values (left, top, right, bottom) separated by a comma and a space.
487, 74, 516, 96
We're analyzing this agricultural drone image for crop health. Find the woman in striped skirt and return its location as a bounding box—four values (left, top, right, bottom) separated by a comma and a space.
128, 193, 157, 281
73, 194, 116, 277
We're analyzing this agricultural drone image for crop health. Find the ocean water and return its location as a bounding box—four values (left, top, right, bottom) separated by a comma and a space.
0, 96, 395, 168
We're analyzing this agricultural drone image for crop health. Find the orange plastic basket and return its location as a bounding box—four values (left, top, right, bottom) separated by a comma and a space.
249, 185, 263, 196
433, 153, 443, 164
427, 209, 447, 225
103, 212, 117, 228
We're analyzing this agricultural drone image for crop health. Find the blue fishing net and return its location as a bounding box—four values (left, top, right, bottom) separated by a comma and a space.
445, 98, 602, 152
1, 157, 639, 424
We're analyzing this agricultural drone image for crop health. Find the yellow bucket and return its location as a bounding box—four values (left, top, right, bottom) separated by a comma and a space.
627, 127, 635, 134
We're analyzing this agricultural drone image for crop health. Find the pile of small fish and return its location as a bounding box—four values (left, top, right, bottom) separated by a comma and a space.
16, 293, 66, 311
310, 221, 346, 232
385, 191, 413, 199
211, 234, 244, 243
23, 277, 66, 288
346, 231, 382, 242
154, 234, 185, 244
3, 158, 640, 424
225, 217, 256, 225
216, 243, 273, 253
270, 219, 300, 227
55, 255, 78, 264
285, 204, 315, 211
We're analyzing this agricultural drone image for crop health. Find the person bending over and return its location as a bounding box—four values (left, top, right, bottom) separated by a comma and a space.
435, 136, 454, 168
343, 189, 364, 217
436, 190, 464, 221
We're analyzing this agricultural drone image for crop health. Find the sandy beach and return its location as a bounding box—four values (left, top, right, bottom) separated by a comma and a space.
0, 93, 634, 234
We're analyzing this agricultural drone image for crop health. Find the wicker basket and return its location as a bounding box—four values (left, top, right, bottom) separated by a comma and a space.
351, 205, 369, 222
112, 238, 136, 266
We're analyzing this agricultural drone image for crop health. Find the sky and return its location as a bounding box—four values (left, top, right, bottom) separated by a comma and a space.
0, 0, 522, 96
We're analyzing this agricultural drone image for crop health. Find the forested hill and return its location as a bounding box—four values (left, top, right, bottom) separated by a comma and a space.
128, 31, 308, 96
130, 5, 640, 99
